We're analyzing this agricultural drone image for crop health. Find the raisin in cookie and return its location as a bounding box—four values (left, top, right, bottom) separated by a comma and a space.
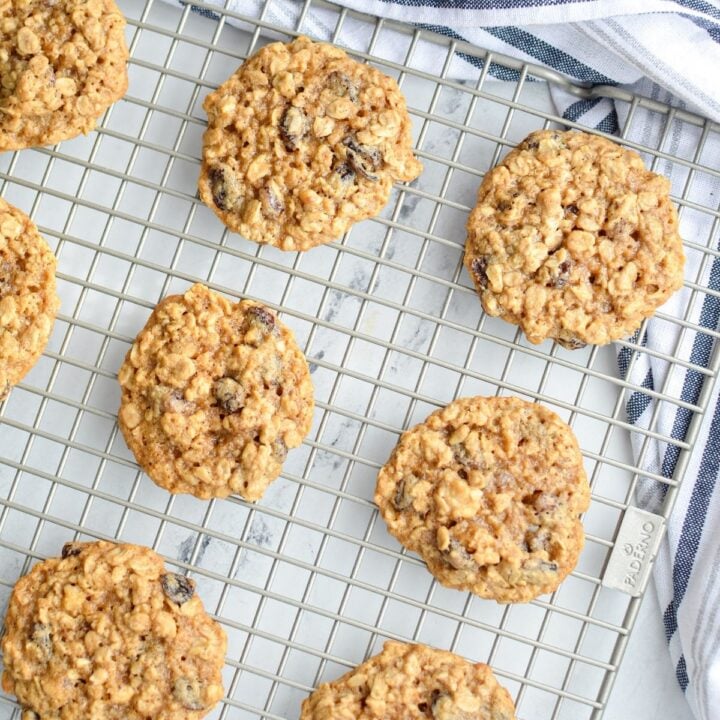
0, 198, 59, 401
118, 283, 314, 501
1, 541, 226, 720
375, 396, 590, 603
300, 641, 516, 720
199, 35, 422, 251
0, 0, 128, 151
464, 130, 685, 349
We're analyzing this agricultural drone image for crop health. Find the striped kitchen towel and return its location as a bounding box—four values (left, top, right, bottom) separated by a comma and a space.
168, 1, 720, 717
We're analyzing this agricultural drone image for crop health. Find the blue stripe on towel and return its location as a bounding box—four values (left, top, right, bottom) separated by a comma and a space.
617, 330, 648, 380
658, 246, 720, 492
617, 332, 653, 428
661, 249, 720, 642
562, 97, 602, 122
182, 1, 221, 20
660, 294, 720, 487
626, 369, 655, 424
418, 24, 523, 80
482, 25, 615, 83
595, 107, 620, 133
663, 386, 720, 641
617, 346, 633, 378
671, 1, 720, 42
677, 655, 690, 691
672, 0, 720, 21
678, 12, 720, 43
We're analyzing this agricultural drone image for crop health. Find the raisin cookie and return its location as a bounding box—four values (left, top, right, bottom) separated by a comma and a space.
464, 130, 685, 349
118, 283, 314, 501
199, 35, 422, 251
1, 541, 226, 720
0, 198, 59, 401
0, 0, 128, 151
300, 641, 516, 720
375, 396, 590, 603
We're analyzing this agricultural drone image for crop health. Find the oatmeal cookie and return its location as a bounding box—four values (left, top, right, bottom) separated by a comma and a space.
375, 396, 590, 603
0, 0, 128, 151
0, 198, 59, 401
1, 541, 226, 720
300, 640, 516, 720
199, 35, 422, 251
118, 283, 314, 501
464, 130, 685, 348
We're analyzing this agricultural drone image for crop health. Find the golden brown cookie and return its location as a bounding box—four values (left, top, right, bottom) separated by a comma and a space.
300, 640, 516, 719
1, 541, 226, 720
375, 396, 590, 603
0, 0, 128, 151
199, 35, 422, 251
464, 130, 685, 349
118, 283, 314, 501
0, 198, 59, 401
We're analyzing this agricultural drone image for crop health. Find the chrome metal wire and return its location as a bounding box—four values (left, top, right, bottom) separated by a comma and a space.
1, 1, 719, 718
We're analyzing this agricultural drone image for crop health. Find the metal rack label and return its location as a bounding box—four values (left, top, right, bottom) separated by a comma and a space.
603, 507, 665, 597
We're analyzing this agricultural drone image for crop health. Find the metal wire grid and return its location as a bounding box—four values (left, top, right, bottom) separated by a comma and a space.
0, 0, 718, 718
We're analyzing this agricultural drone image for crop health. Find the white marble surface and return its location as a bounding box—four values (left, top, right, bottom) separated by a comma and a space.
0, 2, 700, 719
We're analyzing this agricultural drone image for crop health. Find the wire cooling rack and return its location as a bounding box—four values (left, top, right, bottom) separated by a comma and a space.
1, 1, 719, 718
